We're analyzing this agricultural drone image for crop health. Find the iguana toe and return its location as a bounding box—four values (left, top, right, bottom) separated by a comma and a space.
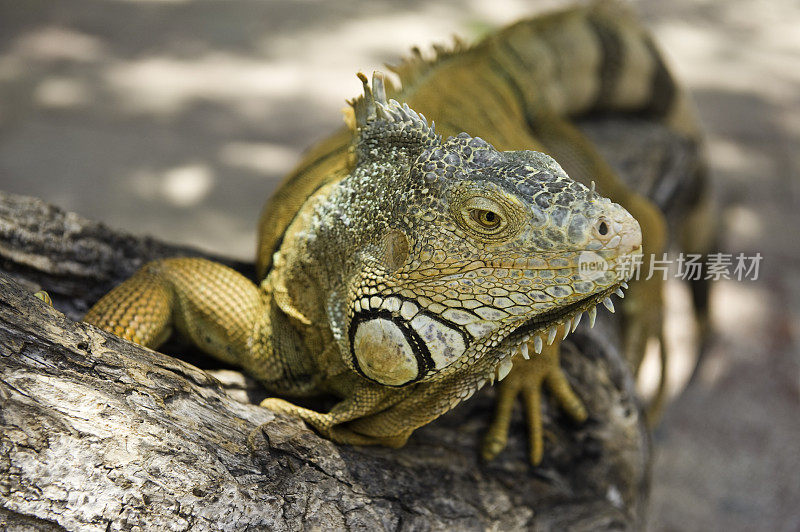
483, 333, 588, 465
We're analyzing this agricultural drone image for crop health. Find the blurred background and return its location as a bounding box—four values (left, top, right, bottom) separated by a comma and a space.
0, 0, 797, 529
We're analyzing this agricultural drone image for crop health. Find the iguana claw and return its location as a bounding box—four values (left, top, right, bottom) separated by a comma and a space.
482, 329, 587, 465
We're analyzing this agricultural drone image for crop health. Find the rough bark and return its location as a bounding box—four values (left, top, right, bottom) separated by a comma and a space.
0, 118, 700, 531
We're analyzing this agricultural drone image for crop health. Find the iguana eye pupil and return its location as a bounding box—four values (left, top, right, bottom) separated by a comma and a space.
472, 209, 501, 228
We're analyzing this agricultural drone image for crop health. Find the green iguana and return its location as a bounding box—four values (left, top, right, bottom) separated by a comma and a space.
80, 1, 709, 465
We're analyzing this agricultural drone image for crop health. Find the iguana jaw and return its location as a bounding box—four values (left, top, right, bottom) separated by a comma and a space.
507, 284, 622, 342
482, 279, 630, 385
403, 278, 631, 416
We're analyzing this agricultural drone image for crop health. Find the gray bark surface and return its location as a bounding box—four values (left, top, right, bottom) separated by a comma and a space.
0, 118, 699, 531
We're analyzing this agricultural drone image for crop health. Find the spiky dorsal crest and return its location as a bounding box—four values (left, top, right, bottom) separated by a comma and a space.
386, 36, 469, 98
348, 72, 440, 163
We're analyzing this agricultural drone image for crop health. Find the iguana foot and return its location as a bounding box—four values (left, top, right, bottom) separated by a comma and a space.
482, 330, 587, 465
258, 393, 407, 447
252, 397, 377, 448
260, 397, 336, 434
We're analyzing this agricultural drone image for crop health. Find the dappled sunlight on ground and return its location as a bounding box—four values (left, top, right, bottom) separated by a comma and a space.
703, 280, 772, 382
218, 141, 299, 176
127, 163, 215, 208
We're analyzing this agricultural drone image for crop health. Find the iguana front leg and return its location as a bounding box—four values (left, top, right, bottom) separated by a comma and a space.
83, 258, 374, 436
84, 258, 263, 366
482, 327, 587, 465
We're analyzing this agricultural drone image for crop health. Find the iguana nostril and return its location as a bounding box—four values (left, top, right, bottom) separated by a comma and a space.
598, 221, 609, 235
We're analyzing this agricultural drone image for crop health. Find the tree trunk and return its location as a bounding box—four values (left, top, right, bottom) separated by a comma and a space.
0, 117, 701, 531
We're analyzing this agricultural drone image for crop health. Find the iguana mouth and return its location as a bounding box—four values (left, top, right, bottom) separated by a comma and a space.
479, 280, 628, 385
507, 284, 622, 342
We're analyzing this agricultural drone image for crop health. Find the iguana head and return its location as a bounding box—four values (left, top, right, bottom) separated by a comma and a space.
332, 73, 641, 390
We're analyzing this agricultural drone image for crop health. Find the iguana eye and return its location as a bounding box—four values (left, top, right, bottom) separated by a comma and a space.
470, 209, 502, 230
450, 185, 523, 241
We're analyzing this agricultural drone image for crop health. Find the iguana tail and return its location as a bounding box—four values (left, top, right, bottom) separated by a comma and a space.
392, 0, 701, 141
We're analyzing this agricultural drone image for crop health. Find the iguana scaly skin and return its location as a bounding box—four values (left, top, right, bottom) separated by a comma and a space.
84, 1, 706, 463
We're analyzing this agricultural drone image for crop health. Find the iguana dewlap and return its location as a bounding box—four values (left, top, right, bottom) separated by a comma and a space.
83, 1, 706, 464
